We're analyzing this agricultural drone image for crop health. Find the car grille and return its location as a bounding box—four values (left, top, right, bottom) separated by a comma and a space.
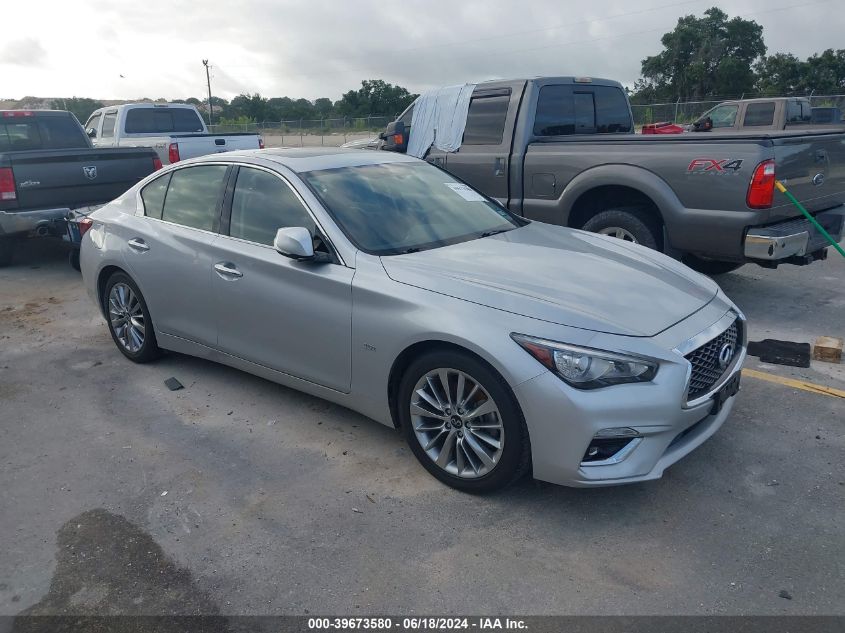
684, 318, 740, 401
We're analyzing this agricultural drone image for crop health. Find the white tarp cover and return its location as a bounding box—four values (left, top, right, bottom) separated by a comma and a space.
407, 83, 476, 158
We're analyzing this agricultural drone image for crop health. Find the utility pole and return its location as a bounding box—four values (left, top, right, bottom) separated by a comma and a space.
202, 59, 214, 124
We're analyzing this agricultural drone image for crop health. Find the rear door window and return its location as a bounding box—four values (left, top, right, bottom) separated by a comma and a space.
534, 84, 630, 136
743, 102, 776, 127
140, 172, 172, 219
463, 95, 510, 145
101, 112, 117, 138
229, 167, 315, 245
161, 165, 228, 231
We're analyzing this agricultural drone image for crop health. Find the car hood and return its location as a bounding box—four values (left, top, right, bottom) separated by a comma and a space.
380, 222, 719, 337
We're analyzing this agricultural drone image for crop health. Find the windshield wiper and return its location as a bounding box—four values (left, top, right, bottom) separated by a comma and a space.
402, 247, 422, 254
480, 229, 510, 238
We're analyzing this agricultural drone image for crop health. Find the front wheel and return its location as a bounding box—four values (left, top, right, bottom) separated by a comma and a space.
682, 255, 744, 275
397, 351, 530, 493
103, 272, 161, 363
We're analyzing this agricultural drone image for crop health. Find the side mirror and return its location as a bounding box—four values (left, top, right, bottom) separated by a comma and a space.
273, 227, 314, 260
692, 117, 713, 132
87, 127, 97, 139
382, 121, 407, 152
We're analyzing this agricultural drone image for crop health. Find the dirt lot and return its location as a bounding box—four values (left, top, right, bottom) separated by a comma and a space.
1, 239, 843, 616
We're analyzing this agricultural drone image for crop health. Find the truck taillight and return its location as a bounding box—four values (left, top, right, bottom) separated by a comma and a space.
259, 138, 265, 150
153, 156, 163, 171
78, 217, 94, 237
747, 159, 776, 209
168, 143, 180, 163
0, 167, 16, 201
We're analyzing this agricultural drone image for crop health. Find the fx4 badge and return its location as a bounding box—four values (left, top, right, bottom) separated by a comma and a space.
687, 158, 743, 173
83, 166, 98, 180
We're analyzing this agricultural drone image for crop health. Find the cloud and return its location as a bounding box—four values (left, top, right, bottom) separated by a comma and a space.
0, 0, 843, 100
0, 38, 47, 67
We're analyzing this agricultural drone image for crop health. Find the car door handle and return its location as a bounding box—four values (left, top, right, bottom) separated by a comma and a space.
127, 238, 149, 252
214, 262, 243, 279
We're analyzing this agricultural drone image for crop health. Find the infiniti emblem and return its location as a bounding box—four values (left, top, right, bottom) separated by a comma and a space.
718, 343, 734, 369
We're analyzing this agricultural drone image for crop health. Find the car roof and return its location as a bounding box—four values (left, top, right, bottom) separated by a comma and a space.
190, 147, 420, 173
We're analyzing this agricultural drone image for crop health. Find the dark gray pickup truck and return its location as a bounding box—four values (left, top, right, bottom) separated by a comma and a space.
380, 78, 845, 273
0, 110, 160, 266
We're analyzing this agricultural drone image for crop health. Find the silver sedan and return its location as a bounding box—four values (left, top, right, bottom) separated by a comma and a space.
80, 148, 746, 492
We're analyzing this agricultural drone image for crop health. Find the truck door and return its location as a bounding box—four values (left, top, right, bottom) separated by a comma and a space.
436, 88, 516, 207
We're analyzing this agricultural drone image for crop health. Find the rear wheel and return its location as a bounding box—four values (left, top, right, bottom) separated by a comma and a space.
682, 255, 744, 275
0, 237, 16, 267
103, 272, 160, 363
581, 207, 663, 251
397, 350, 530, 493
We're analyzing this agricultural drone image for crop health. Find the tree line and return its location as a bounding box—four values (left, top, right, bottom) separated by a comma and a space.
631, 7, 845, 103
36, 80, 417, 128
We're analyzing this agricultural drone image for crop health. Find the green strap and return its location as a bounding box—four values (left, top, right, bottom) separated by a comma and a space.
775, 180, 845, 259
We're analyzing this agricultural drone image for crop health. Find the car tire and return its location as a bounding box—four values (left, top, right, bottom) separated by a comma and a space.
581, 207, 663, 251
397, 350, 531, 493
682, 255, 744, 275
68, 249, 81, 271
0, 237, 16, 267
103, 272, 161, 363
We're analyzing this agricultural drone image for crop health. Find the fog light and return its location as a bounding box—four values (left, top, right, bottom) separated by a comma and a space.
581, 428, 642, 466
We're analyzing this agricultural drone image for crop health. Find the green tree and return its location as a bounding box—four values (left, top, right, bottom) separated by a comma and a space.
637, 7, 765, 100
755, 49, 845, 95
52, 97, 105, 124
335, 80, 417, 118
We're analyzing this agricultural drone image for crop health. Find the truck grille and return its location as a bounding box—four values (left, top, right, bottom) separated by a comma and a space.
684, 319, 740, 401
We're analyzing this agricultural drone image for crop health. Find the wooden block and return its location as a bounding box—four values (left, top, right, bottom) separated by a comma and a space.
812, 336, 843, 363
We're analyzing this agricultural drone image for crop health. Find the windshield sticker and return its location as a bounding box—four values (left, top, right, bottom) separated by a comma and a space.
444, 182, 486, 202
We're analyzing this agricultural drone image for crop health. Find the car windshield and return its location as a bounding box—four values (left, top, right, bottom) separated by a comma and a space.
301, 162, 523, 255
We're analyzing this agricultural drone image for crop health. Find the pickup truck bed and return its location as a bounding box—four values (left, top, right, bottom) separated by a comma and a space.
0, 110, 159, 265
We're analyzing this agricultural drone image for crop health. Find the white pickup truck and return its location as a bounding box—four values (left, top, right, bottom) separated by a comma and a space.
84, 103, 263, 165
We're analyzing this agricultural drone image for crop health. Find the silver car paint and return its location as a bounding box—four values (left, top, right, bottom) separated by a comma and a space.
81, 149, 746, 487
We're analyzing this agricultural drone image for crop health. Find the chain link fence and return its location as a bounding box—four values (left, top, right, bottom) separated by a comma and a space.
209, 116, 392, 148
630, 94, 845, 126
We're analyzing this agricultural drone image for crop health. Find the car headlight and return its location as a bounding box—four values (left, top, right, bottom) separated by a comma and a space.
511, 333, 658, 389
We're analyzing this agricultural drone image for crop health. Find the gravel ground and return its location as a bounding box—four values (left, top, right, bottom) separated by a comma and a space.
0, 239, 843, 616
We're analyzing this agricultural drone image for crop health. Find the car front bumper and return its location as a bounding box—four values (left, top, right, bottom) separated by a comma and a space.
514, 308, 746, 487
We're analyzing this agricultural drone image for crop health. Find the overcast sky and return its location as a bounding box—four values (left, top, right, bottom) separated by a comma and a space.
1, 0, 842, 102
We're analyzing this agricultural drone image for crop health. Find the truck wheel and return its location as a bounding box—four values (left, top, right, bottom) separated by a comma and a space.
581, 207, 662, 251
0, 237, 16, 267
682, 255, 744, 275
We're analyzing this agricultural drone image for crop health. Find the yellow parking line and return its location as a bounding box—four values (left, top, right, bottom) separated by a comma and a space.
742, 368, 845, 399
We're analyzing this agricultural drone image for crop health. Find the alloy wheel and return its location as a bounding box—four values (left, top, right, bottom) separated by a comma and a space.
108, 283, 145, 353
409, 368, 505, 478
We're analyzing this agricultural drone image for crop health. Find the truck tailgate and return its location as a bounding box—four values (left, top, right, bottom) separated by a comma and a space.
773, 131, 845, 216
174, 134, 260, 160
3, 147, 157, 211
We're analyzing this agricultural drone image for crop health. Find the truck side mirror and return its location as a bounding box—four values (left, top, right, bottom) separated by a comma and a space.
382, 121, 407, 153
87, 128, 97, 139
692, 117, 712, 132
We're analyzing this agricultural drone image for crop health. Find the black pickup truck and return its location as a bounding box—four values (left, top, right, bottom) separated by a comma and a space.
0, 110, 160, 266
